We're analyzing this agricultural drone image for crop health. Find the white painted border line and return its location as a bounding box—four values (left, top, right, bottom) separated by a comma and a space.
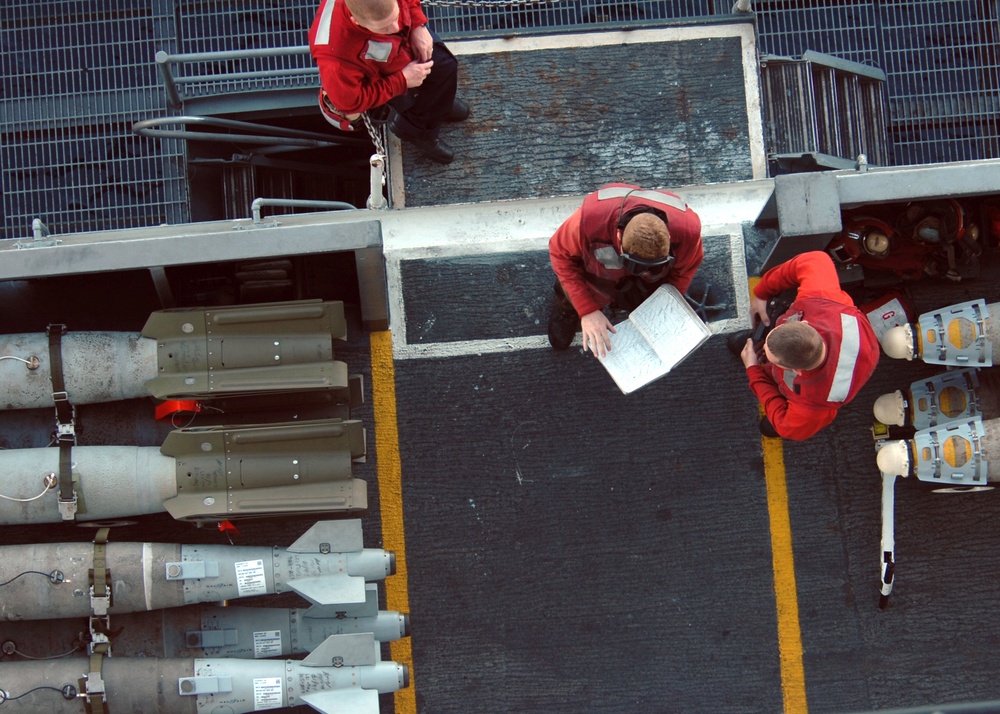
449, 24, 754, 57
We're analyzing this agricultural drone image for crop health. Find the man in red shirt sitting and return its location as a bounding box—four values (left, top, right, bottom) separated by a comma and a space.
732, 251, 881, 441
309, 0, 469, 164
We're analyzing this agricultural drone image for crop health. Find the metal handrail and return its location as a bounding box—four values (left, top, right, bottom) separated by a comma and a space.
131, 116, 368, 150
251, 198, 358, 223
155, 47, 315, 109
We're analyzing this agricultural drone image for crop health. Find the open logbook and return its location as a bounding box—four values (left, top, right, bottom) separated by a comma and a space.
596, 284, 712, 394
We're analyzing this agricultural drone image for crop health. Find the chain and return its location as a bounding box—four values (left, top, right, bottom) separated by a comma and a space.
361, 112, 387, 158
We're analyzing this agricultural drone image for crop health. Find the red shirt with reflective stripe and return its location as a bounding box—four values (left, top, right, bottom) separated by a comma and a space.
548, 183, 704, 317
746, 251, 880, 441
309, 0, 427, 115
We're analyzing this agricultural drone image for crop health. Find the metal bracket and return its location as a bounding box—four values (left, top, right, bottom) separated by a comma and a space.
178, 676, 234, 696
187, 628, 239, 648
919, 299, 991, 367
165, 560, 221, 580
912, 417, 988, 485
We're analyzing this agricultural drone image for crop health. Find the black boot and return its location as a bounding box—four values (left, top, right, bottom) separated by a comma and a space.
547, 283, 580, 350
727, 330, 754, 356
760, 417, 780, 438
547, 303, 580, 350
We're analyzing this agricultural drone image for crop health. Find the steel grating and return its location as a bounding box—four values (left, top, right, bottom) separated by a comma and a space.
754, 0, 1000, 166
2, 0, 1000, 238
170, 1, 319, 101
0, 1, 187, 239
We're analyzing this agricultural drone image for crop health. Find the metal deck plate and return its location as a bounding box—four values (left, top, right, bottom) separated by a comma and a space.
392, 23, 765, 207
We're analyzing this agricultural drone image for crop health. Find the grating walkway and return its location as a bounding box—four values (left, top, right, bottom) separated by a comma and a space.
1, 0, 999, 238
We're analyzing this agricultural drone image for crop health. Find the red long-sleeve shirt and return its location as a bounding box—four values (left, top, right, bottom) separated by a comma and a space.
308, 0, 428, 115
746, 251, 880, 441
548, 185, 703, 317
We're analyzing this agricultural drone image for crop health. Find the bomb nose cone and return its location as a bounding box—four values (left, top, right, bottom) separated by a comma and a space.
874, 390, 907, 426
876, 440, 910, 476
882, 324, 915, 360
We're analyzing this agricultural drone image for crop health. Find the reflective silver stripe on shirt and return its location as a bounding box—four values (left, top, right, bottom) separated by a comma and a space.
827, 313, 862, 403
595, 187, 687, 212
315, 0, 336, 45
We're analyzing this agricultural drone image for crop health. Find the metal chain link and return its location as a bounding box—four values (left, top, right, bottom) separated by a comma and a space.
361, 112, 387, 158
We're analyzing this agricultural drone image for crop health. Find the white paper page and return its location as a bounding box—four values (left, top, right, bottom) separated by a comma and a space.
628, 285, 711, 366
596, 320, 670, 394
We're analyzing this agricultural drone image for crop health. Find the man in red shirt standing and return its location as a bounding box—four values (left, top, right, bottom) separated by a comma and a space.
309, 0, 469, 164
733, 251, 880, 441
547, 183, 704, 356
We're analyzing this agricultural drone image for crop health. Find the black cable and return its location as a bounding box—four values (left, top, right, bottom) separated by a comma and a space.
0, 684, 74, 704
0, 570, 62, 587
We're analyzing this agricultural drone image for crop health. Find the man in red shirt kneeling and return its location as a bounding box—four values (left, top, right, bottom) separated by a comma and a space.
732, 251, 881, 441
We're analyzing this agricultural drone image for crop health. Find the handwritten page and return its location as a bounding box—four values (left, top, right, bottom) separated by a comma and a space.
596, 285, 711, 394
628, 285, 711, 364
597, 321, 668, 394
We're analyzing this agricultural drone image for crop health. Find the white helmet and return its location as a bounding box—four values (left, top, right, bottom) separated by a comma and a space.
876, 440, 910, 477
873, 390, 907, 426
881, 323, 915, 360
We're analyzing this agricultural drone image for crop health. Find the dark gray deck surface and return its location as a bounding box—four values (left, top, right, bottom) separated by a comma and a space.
389, 255, 1000, 714
399, 235, 736, 345
400, 31, 756, 206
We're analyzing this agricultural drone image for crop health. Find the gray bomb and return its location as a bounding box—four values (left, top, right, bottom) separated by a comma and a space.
0, 300, 350, 409
0, 584, 408, 660
0, 520, 394, 621
0, 418, 367, 524
0, 633, 407, 713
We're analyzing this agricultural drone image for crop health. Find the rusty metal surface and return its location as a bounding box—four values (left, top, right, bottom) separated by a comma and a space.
399, 34, 756, 206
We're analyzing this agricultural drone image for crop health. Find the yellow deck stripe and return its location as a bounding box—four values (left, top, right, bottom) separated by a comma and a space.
370, 330, 416, 714
762, 435, 807, 713
749, 277, 807, 713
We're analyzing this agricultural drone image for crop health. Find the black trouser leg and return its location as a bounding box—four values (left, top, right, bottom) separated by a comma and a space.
388, 34, 458, 140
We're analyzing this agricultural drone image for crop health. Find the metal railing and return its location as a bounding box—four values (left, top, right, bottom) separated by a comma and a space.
155, 47, 316, 110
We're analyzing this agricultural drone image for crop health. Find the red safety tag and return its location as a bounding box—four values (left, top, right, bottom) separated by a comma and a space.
154, 399, 202, 421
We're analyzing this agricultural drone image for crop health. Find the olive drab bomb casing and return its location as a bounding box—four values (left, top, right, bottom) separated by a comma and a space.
0, 300, 351, 410
0, 633, 408, 713
881, 299, 997, 365
0, 419, 367, 525
0, 520, 394, 621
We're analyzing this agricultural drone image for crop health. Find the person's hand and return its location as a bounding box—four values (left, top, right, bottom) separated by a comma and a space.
740, 338, 760, 369
750, 294, 770, 327
580, 310, 616, 357
402, 60, 433, 88
410, 25, 433, 62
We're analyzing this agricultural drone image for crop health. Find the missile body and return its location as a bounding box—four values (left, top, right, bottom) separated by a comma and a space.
0, 593, 408, 659
0, 521, 393, 621
0, 300, 349, 410
0, 419, 367, 525
0, 636, 407, 713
